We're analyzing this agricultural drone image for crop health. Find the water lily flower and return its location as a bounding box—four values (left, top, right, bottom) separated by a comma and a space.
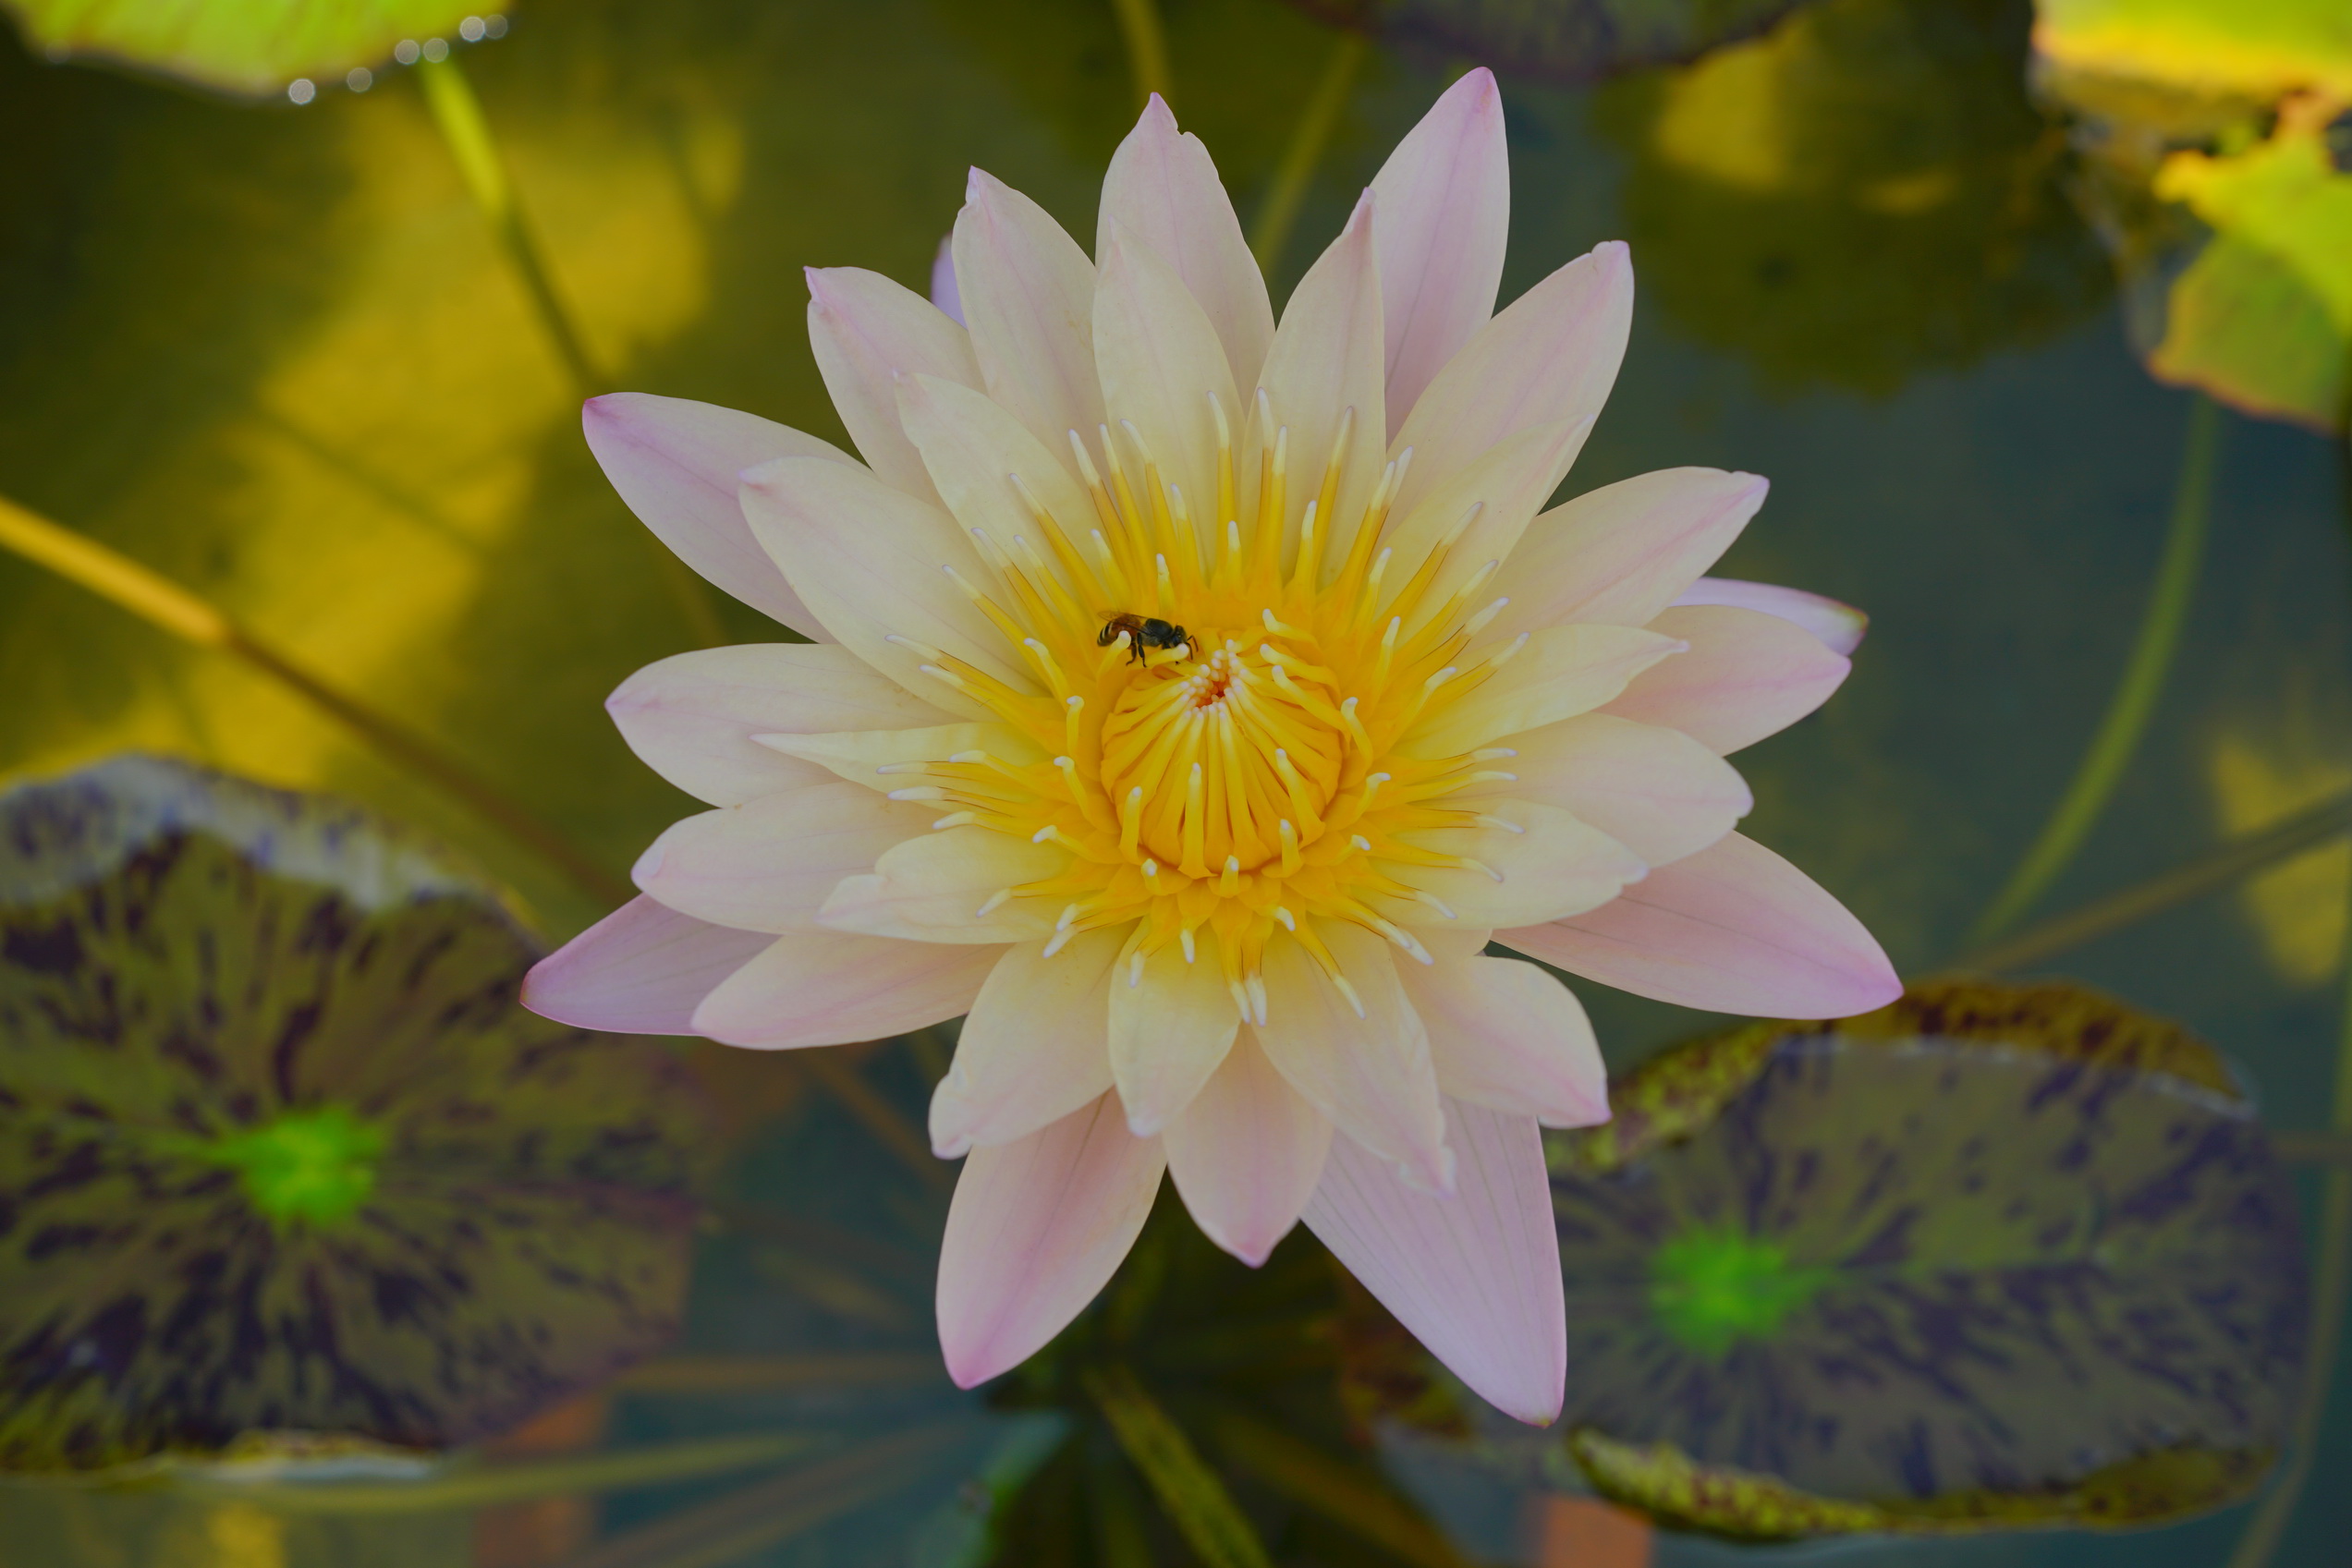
526, 72, 1899, 1424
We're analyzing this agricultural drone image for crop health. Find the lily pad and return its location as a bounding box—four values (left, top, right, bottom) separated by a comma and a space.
1587, 0, 2113, 395
0, 753, 712, 1472
2032, 0, 2352, 104
1287, 0, 1813, 84
2, 0, 488, 96
1541, 978, 2308, 1536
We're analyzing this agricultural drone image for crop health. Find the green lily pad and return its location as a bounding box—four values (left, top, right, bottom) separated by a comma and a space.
2, 0, 488, 96
2031, 0, 2352, 103
1587, 0, 2113, 395
1287, 0, 1813, 83
0, 753, 713, 1472
1541, 978, 2307, 1537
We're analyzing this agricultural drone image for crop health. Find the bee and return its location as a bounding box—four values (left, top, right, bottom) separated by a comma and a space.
1098, 611, 1188, 664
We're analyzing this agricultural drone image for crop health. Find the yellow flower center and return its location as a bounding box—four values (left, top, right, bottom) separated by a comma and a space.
895, 395, 1524, 1021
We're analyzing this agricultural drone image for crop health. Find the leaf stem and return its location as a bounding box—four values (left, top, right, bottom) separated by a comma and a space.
0, 492, 631, 907
1972, 395, 2223, 942
1249, 31, 1368, 277
414, 55, 725, 650
1107, 0, 1173, 108
1958, 782, 2352, 973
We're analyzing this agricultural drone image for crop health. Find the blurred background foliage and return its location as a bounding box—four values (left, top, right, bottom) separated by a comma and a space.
0, 0, 2350, 1563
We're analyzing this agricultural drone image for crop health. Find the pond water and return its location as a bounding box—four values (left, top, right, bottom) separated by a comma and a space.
0, 0, 2346, 1563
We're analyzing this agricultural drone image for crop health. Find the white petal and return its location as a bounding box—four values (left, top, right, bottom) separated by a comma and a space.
1672, 577, 1869, 655
1385, 800, 1646, 929
691, 929, 1003, 1050
937, 1093, 1164, 1388
930, 930, 1122, 1156
930, 235, 964, 325
952, 169, 1104, 458
1386, 242, 1632, 528
1402, 954, 1608, 1127
633, 782, 929, 934
1462, 712, 1750, 868
1497, 831, 1901, 1018
522, 895, 772, 1035
1253, 191, 1386, 577
739, 455, 1037, 721
1493, 468, 1768, 638
1098, 95, 1274, 394
1254, 921, 1449, 1192
1163, 1029, 1332, 1266
893, 371, 1099, 580
1603, 604, 1850, 755
581, 393, 849, 632
1303, 1099, 1566, 1425
1402, 624, 1683, 760
805, 265, 981, 508
755, 722, 1042, 790
1367, 67, 1509, 433
818, 827, 1063, 944
1376, 415, 1594, 629
1108, 936, 1242, 1136
607, 643, 957, 808
1095, 220, 1243, 550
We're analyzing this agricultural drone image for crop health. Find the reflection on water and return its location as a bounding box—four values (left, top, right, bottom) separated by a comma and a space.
0, 0, 2348, 1562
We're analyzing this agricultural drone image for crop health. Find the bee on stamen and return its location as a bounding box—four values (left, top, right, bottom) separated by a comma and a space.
1098, 611, 1188, 664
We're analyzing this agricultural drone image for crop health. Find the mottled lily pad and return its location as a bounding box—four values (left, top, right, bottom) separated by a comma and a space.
3, 0, 489, 96
0, 754, 712, 1471
1289, 0, 1813, 84
1542, 978, 2308, 1537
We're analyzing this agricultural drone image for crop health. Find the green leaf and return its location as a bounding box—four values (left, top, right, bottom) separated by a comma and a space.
2032, 0, 2352, 103
1587, 0, 2113, 395
0, 754, 714, 1471
3, 0, 490, 96
1085, 1364, 1273, 1568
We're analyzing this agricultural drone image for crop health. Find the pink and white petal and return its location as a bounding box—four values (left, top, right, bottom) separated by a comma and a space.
818, 827, 1064, 945
1252, 191, 1387, 573
930, 235, 964, 325
937, 1092, 1165, 1388
1108, 937, 1242, 1136
806, 266, 981, 508
1095, 221, 1244, 541
931, 930, 1123, 1155
1254, 922, 1450, 1192
1387, 801, 1645, 930
1603, 604, 1849, 755
523, 894, 774, 1035
1496, 831, 1900, 1018
952, 170, 1104, 458
894, 372, 1098, 569
757, 722, 1040, 790
634, 782, 931, 935
1097, 96, 1274, 394
1163, 1029, 1332, 1266
1377, 415, 1593, 621
608, 644, 958, 808
1366, 67, 1509, 435
739, 456, 1036, 721
1463, 712, 1750, 868
692, 929, 1003, 1050
1403, 624, 1684, 760
1387, 243, 1633, 528
1493, 468, 1767, 638
1403, 954, 1608, 1128
1672, 577, 1869, 655
1303, 1099, 1565, 1425
582, 393, 850, 633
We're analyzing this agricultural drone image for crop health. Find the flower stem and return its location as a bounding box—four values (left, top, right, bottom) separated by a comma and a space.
1249, 31, 1368, 277
2224, 874, 2352, 1568
414, 55, 725, 650
1107, 0, 1173, 108
1971, 395, 2224, 943
1086, 1365, 1273, 1568
0, 492, 632, 908
1957, 782, 2352, 974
